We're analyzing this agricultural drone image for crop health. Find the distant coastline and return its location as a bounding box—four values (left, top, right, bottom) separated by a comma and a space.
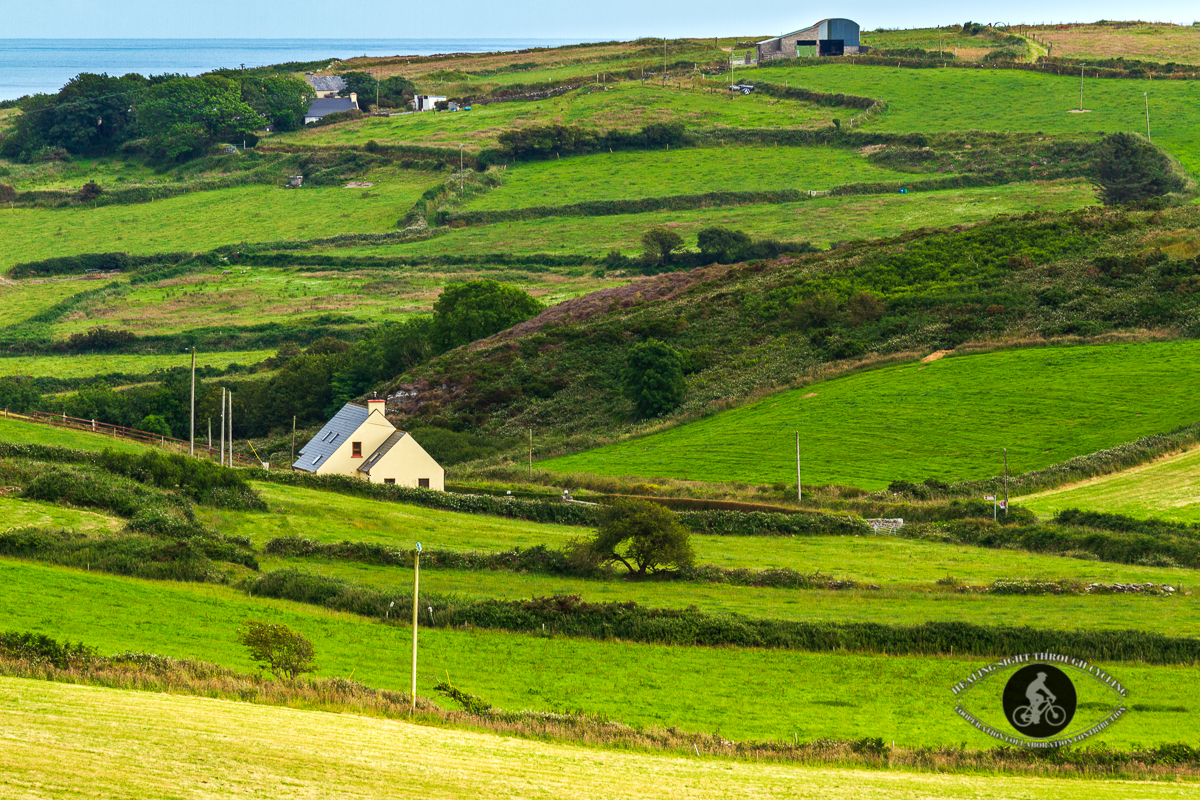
0, 38, 590, 100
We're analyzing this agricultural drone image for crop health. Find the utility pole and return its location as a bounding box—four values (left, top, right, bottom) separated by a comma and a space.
663, 37, 666, 87
795, 431, 802, 503
1003, 448, 1009, 517
459, 144, 464, 198
528, 428, 532, 478
410, 542, 422, 713
189, 347, 195, 456
1144, 92, 1151, 141
290, 415, 296, 471
220, 388, 226, 466
227, 390, 233, 467
1078, 63, 1086, 111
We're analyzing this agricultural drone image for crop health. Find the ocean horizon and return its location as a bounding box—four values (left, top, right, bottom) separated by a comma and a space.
0, 38, 592, 100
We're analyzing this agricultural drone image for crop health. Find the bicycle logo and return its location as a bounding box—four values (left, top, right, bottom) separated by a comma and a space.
1002, 663, 1076, 738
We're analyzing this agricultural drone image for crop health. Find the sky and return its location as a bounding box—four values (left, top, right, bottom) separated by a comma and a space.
5, 1, 1199, 39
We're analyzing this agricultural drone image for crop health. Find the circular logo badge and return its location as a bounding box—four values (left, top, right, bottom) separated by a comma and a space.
1002, 664, 1077, 738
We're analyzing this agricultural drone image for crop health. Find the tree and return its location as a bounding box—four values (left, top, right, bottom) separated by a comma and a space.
138, 75, 260, 160
0, 73, 148, 161
430, 280, 544, 351
0, 378, 41, 413
697, 226, 751, 263
641, 226, 684, 269
378, 75, 416, 110
588, 498, 694, 576
623, 339, 686, 418
236, 620, 316, 680
1095, 132, 1184, 206
137, 414, 172, 437
338, 72, 380, 111
242, 74, 314, 132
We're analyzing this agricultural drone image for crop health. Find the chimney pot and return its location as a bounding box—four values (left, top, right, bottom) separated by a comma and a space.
350, 92, 358, 106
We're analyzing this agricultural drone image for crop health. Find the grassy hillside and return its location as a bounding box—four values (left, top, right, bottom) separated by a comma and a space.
0, 417, 152, 453
1, 559, 1194, 748
1019, 446, 1200, 521
8, 678, 1191, 799
1029, 22, 1200, 63
539, 340, 1200, 489
0, 349, 273, 379
770, 63, 1200, 174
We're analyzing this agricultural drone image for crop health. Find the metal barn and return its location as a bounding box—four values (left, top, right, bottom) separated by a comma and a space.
756, 19, 865, 61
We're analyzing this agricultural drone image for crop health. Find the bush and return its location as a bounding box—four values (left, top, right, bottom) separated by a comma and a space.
0, 631, 97, 668
641, 226, 684, 269
622, 339, 686, 418
430, 279, 544, 351
236, 620, 316, 679
1095, 132, 1184, 206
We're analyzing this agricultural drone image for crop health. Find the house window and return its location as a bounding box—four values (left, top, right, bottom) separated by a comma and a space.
384, 478, 395, 485
418, 478, 430, 488
352, 442, 362, 458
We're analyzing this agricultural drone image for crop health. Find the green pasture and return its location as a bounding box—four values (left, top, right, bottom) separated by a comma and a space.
0, 349, 274, 379
0, 279, 91, 328
0, 416, 151, 453
540, 340, 1200, 489
0, 155, 177, 192
0, 557, 1191, 748
8, 681, 1192, 800
0, 495, 121, 535
859, 27, 1012, 59
0, 168, 441, 271
276, 83, 835, 151
326, 180, 1095, 259
1020, 446, 1200, 522
45, 265, 620, 339
771, 63, 1200, 175
466, 145, 934, 211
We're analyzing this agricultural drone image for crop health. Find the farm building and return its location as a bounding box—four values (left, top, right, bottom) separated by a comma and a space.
292, 399, 445, 490
304, 73, 347, 98
411, 94, 447, 112
304, 94, 359, 124
756, 19, 867, 61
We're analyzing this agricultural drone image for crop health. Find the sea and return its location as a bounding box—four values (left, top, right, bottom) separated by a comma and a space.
0, 38, 589, 101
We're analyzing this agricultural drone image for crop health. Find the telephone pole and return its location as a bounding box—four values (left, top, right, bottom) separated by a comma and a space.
410, 542, 422, 712
219, 388, 226, 466
1144, 92, 1151, 141
189, 347, 196, 456
795, 431, 802, 503
1003, 447, 1009, 517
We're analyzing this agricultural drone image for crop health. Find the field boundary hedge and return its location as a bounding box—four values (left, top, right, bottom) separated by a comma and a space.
759, 53, 1200, 81
246, 569, 1200, 663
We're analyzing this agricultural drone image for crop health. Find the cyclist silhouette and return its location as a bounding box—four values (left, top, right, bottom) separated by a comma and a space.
1011, 671, 1064, 728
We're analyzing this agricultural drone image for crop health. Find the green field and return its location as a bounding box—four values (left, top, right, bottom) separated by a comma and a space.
0, 558, 1192, 749
7, 679, 1190, 800
326, 180, 1095, 258
1020, 446, 1200, 522
775, 63, 1200, 175
0, 279, 95, 328
275, 83, 835, 151
0, 168, 441, 271
0, 416, 153, 453
860, 27, 1017, 59
540, 340, 1200, 489
466, 145, 936, 211
0, 349, 274, 378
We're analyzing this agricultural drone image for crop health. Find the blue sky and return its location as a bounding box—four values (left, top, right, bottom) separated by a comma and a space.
6, 1, 1199, 39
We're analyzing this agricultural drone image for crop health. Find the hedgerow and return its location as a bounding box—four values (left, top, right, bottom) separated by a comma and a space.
245, 569, 1200, 663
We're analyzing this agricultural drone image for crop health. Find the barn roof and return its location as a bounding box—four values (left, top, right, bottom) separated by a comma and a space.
293, 403, 369, 472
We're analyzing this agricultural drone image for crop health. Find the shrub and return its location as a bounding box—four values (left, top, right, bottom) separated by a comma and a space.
0, 631, 97, 668
236, 620, 316, 680
641, 226, 684, 269
622, 339, 686, 418
1095, 132, 1184, 206
430, 279, 544, 351
77, 181, 103, 201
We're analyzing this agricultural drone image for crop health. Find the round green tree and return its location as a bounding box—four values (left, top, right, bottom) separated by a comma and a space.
623, 339, 686, 418
431, 280, 543, 351
590, 498, 694, 576
1095, 132, 1184, 206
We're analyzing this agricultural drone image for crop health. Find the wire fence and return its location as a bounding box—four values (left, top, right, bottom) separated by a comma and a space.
1, 408, 264, 468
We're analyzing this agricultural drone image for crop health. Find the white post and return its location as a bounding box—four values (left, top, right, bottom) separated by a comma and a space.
220, 388, 226, 466
1144, 92, 1151, 141
411, 544, 421, 712
227, 390, 233, 467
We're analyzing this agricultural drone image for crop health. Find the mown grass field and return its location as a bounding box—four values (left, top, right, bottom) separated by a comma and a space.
0, 349, 275, 378
0, 278, 95, 328
859, 27, 1016, 60
1020, 446, 1200, 522
0, 558, 1193, 748
329, 180, 1095, 258
8, 679, 1190, 800
772, 63, 1200, 175
540, 340, 1200, 489
0, 167, 441, 271
465, 145, 937, 211
275, 83, 835, 151
1029, 22, 1200, 63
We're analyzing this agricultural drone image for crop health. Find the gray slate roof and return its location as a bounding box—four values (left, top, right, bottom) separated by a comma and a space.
357, 430, 408, 475
306, 75, 347, 93
293, 403, 369, 472
305, 97, 358, 119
